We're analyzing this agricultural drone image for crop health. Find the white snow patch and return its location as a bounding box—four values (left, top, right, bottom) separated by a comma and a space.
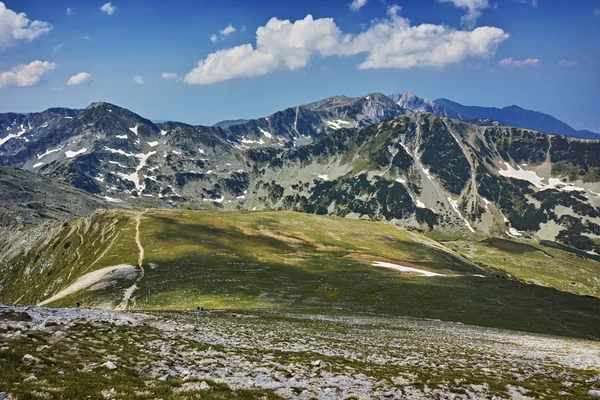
103, 196, 123, 203
395, 178, 407, 184
241, 137, 265, 145
129, 125, 139, 135
258, 127, 273, 138
325, 119, 353, 130
65, 148, 87, 158
147, 141, 159, 147
447, 197, 476, 233
160, 130, 167, 136
37, 147, 62, 159
115, 135, 128, 139
116, 151, 156, 194
507, 228, 525, 238
172, 150, 181, 155
0, 124, 28, 146
371, 261, 445, 277
33, 162, 44, 168
499, 162, 585, 192
415, 199, 427, 208
203, 196, 225, 203
317, 174, 330, 180
198, 148, 205, 155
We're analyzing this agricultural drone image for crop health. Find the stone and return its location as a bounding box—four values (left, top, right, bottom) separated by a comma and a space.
312, 360, 322, 367
0, 392, 7, 400
104, 361, 117, 370
22, 354, 39, 365
589, 390, 600, 397
158, 374, 170, 381
199, 381, 211, 390
23, 375, 37, 382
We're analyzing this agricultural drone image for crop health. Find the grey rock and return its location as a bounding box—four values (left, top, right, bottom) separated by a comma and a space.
104, 361, 117, 370
589, 390, 600, 397
22, 354, 39, 365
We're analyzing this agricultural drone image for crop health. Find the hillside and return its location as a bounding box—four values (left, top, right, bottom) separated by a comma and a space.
1, 209, 599, 340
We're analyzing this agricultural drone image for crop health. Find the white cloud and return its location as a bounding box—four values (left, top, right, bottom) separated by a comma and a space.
53, 42, 64, 52
161, 72, 178, 79
350, 0, 368, 11
133, 75, 144, 84
499, 57, 540, 68
558, 59, 578, 68
513, 0, 538, 6
438, 0, 490, 29
66, 7, 74, 16
67, 72, 93, 86
0, 61, 57, 88
185, 8, 508, 85
0, 2, 53, 50
595, 9, 600, 16
100, 2, 116, 15
211, 24, 236, 42
52, 86, 64, 92
221, 25, 236, 36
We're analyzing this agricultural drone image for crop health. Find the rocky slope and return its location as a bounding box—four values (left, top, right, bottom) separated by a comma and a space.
1, 96, 600, 254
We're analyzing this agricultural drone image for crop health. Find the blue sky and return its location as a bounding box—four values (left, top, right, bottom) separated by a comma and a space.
1, 0, 599, 132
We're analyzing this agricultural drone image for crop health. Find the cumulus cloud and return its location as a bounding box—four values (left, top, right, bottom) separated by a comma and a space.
133, 75, 144, 84
210, 24, 236, 42
67, 72, 93, 86
499, 57, 540, 68
161, 72, 178, 79
438, 0, 489, 29
558, 59, 578, 68
100, 2, 116, 15
350, 0, 368, 11
0, 61, 57, 88
185, 7, 508, 85
0, 2, 53, 50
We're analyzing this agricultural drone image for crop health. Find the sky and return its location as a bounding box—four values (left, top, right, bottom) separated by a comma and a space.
1, 0, 599, 132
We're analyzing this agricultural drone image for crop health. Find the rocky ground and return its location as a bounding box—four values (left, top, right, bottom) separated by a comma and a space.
1, 305, 600, 399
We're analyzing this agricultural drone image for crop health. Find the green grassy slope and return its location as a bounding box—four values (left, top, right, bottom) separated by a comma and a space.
2, 210, 600, 340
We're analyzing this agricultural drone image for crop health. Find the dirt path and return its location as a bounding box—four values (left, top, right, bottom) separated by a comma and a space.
117, 210, 146, 310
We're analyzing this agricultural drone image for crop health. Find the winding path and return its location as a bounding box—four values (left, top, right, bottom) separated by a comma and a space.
116, 210, 146, 310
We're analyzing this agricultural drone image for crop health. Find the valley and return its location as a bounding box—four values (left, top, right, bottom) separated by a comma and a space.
1, 92, 600, 399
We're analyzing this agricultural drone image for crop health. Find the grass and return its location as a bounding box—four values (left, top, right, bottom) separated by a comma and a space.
446, 237, 600, 298
2, 209, 600, 340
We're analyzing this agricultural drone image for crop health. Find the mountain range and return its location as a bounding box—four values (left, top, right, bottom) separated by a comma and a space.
1, 91, 600, 256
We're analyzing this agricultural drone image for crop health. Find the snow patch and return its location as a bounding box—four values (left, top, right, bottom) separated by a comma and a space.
65, 148, 87, 158
258, 127, 273, 138
37, 147, 62, 159
203, 196, 225, 203
317, 174, 330, 181
447, 197, 475, 233
33, 162, 44, 168
115, 135, 128, 139
129, 125, 139, 135
371, 261, 445, 277
147, 141, 159, 147
325, 119, 354, 130
498, 162, 585, 192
